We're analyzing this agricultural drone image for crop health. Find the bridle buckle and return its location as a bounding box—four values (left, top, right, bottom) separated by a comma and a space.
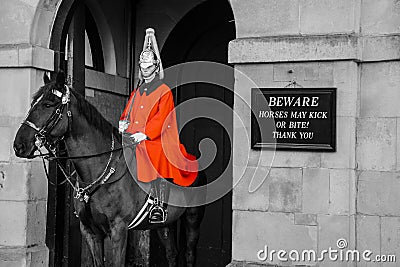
34, 134, 45, 149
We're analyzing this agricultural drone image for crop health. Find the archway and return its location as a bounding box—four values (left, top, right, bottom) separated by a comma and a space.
46, 1, 117, 266
154, 0, 235, 266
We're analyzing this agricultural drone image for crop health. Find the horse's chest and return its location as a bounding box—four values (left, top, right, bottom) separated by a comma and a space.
74, 199, 111, 234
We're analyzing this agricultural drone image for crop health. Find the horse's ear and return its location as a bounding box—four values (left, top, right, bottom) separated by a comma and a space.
43, 72, 51, 85
56, 71, 66, 86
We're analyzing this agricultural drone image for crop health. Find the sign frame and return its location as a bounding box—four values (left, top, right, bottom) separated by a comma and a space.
251, 87, 337, 152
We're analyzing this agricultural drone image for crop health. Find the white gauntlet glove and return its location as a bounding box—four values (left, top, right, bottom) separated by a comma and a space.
131, 132, 148, 143
118, 120, 129, 133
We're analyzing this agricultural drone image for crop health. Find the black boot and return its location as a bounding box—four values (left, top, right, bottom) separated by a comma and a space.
149, 178, 170, 223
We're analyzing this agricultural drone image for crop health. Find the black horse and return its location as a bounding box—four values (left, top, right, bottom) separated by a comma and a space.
13, 72, 206, 267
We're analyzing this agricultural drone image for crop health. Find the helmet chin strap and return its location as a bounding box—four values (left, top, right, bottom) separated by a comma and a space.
143, 73, 156, 83
140, 65, 159, 82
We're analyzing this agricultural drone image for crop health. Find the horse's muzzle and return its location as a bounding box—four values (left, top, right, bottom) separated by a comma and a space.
13, 142, 25, 156
13, 139, 36, 159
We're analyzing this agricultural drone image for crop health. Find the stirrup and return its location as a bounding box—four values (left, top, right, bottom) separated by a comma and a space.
149, 203, 167, 224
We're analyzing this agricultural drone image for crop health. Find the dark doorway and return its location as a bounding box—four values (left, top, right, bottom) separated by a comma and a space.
151, 0, 235, 266
48, 1, 106, 266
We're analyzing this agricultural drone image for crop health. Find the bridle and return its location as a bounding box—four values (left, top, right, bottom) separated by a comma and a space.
21, 84, 130, 204
22, 85, 72, 155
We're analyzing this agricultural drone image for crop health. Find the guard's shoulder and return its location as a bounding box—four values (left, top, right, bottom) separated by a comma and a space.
157, 83, 172, 94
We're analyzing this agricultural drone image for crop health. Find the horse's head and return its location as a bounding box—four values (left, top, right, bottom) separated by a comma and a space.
14, 71, 71, 158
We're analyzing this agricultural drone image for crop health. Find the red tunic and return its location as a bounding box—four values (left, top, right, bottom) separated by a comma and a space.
120, 79, 198, 187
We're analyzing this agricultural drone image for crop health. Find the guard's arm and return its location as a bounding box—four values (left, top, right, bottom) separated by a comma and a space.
119, 89, 136, 122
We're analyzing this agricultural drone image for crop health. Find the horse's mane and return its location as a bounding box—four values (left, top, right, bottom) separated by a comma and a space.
33, 82, 121, 142
72, 89, 121, 140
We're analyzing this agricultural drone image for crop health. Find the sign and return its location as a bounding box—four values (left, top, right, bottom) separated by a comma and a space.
251, 88, 336, 151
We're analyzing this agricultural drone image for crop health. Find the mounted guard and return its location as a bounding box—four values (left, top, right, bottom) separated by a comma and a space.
119, 28, 198, 223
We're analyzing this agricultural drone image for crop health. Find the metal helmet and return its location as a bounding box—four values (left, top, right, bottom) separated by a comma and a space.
139, 28, 164, 81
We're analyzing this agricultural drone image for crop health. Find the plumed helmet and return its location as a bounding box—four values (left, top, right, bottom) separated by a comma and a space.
139, 28, 164, 80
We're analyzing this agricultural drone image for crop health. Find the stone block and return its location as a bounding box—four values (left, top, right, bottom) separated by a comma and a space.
229, 35, 359, 64
18, 0, 41, 8
0, 200, 46, 247
329, 169, 356, 215
29, 246, 49, 267
268, 168, 302, 212
322, 117, 356, 169
0, 245, 48, 267
356, 215, 381, 267
398, 118, 400, 171
272, 62, 334, 84
317, 215, 352, 253
26, 200, 47, 247
0, 249, 27, 267
294, 213, 317, 226
0, 0, 35, 44
32, 7, 54, 48
302, 168, 329, 214
233, 125, 275, 169
361, 62, 400, 118
233, 127, 321, 169
0, 163, 29, 201
333, 61, 359, 117
18, 45, 34, 67
380, 217, 400, 266
361, 0, 400, 34
230, 0, 300, 38
22, 46, 54, 71
233, 165, 271, 211
357, 171, 400, 216
0, 201, 27, 246
232, 210, 317, 264
235, 64, 275, 89
362, 36, 400, 62
0, 47, 19, 67
0, 127, 11, 162
0, 68, 31, 118
270, 151, 321, 168
299, 0, 358, 34
28, 161, 47, 200
357, 118, 396, 171
236, 62, 336, 89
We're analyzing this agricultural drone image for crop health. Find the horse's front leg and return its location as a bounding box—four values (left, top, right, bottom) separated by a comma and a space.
80, 222, 105, 267
110, 221, 128, 267
156, 224, 178, 267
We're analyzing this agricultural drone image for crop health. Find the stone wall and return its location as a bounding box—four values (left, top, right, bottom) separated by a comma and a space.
0, 68, 52, 265
0, 9, 54, 262
229, 0, 400, 266
0, 0, 130, 266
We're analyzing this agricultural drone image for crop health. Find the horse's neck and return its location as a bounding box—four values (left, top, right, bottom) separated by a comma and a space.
64, 112, 115, 183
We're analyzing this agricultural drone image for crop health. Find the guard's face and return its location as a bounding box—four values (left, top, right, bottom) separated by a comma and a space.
139, 50, 158, 78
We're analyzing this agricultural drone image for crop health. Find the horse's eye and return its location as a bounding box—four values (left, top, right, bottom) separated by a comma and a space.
44, 103, 52, 108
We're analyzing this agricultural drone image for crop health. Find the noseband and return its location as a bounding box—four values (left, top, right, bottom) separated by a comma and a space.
22, 85, 72, 154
